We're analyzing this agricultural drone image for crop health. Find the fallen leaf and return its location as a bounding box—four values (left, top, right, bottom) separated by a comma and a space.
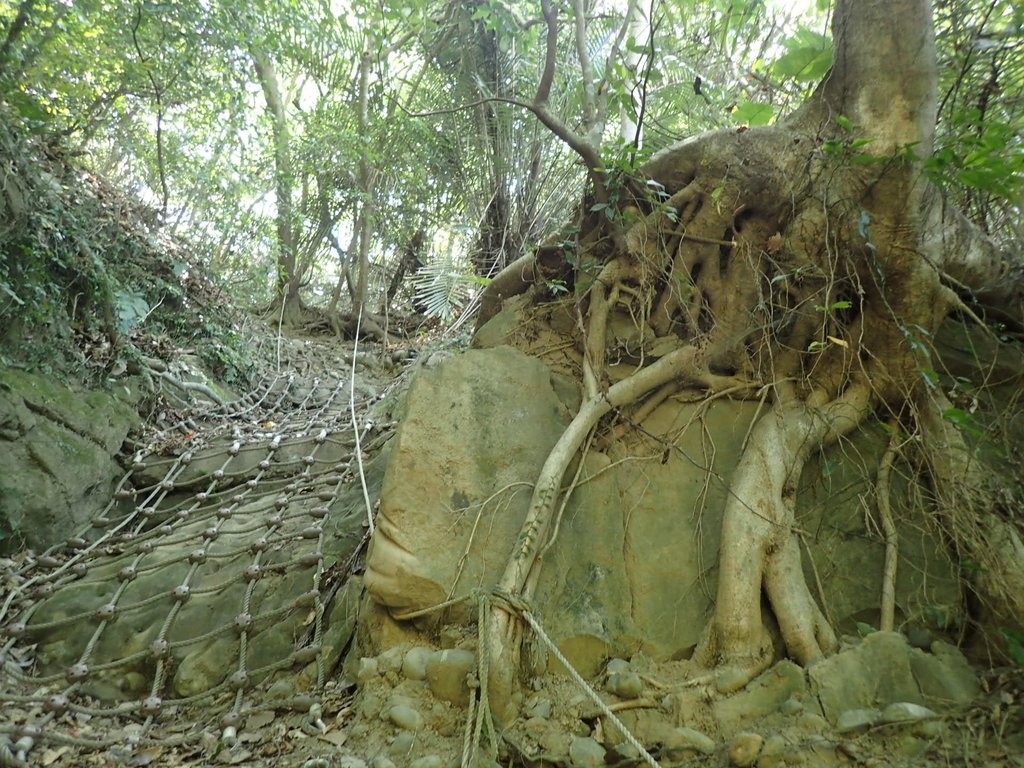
246, 710, 275, 730
317, 729, 348, 747
41, 746, 72, 766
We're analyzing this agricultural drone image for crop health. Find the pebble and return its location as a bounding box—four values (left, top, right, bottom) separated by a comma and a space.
377, 647, 404, 676
836, 708, 881, 733
778, 697, 803, 715
568, 736, 606, 768
402, 647, 434, 681
357, 657, 379, 682
906, 626, 933, 650
606, 658, 631, 675
337, 758, 368, 768
606, 671, 644, 699
387, 704, 423, 731
426, 649, 476, 704
716, 666, 752, 694
388, 731, 416, 757
663, 726, 716, 758
524, 695, 552, 719
729, 732, 763, 767
358, 693, 383, 718
756, 734, 787, 768
797, 713, 829, 733
896, 735, 928, 758
915, 719, 945, 738
371, 758, 397, 768
266, 678, 295, 700
410, 757, 443, 768
881, 702, 937, 724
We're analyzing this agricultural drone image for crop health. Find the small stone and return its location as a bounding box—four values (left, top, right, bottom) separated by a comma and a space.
836, 708, 881, 733
606, 671, 644, 699
797, 713, 829, 733
895, 735, 928, 758
881, 701, 937, 724
663, 727, 715, 758
756, 734, 787, 768
716, 666, 752, 693
388, 731, 416, 757
357, 657, 379, 682
729, 732, 763, 767
387, 704, 423, 731
782, 745, 808, 765
402, 647, 434, 681
906, 626, 933, 650
337, 757, 368, 768
525, 695, 552, 719
778, 697, 803, 715
371, 758, 397, 768
266, 678, 295, 700
426, 649, 476, 705
409, 757, 443, 768
358, 693, 383, 719
377, 647, 404, 676
915, 719, 945, 738
606, 658, 630, 675
568, 736, 606, 768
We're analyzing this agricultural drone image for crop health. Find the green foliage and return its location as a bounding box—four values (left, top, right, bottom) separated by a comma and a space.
932, 0, 1024, 238
927, 110, 1024, 200
732, 100, 774, 126
1004, 628, 1024, 667
772, 28, 832, 82
411, 254, 480, 321
0, 0, 1017, 336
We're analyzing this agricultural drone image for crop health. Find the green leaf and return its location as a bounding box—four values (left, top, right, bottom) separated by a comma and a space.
815, 300, 852, 312
114, 290, 151, 332
773, 29, 833, 82
732, 101, 775, 126
5, 91, 51, 124
1003, 628, 1024, 668
0, 282, 25, 305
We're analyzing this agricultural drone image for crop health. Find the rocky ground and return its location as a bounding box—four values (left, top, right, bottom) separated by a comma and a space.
1, 326, 1023, 768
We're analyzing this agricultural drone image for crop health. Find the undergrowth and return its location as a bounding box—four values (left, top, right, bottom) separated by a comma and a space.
0, 103, 255, 387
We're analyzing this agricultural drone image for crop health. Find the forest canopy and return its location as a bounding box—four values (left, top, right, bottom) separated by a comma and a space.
0, 0, 1018, 333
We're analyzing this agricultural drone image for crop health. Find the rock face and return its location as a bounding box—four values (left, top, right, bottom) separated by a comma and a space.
0, 369, 140, 551
364, 332, 962, 672
364, 346, 581, 618
809, 631, 979, 723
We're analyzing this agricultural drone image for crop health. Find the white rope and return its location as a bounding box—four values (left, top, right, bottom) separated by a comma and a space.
517, 606, 662, 768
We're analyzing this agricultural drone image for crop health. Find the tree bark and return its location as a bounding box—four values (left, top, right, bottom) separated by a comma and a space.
251, 46, 300, 322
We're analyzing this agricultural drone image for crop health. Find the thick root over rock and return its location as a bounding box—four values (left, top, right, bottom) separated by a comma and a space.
693, 383, 870, 691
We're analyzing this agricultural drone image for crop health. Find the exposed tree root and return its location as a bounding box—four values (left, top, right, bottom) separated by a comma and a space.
486, 345, 749, 718
692, 381, 871, 691
876, 421, 901, 632
917, 390, 1024, 647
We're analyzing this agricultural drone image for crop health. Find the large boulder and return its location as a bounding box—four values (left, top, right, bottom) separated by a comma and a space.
0, 369, 141, 551
364, 340, 961, 674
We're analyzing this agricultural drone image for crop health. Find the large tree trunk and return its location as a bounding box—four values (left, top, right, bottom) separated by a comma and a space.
483, 0, 1022, 716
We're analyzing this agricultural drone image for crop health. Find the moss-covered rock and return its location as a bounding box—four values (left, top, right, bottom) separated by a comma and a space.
0, 368, 141, 551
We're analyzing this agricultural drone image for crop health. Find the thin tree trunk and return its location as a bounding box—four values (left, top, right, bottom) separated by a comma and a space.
251, 46, 299, 317
353, 41, 373, 318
